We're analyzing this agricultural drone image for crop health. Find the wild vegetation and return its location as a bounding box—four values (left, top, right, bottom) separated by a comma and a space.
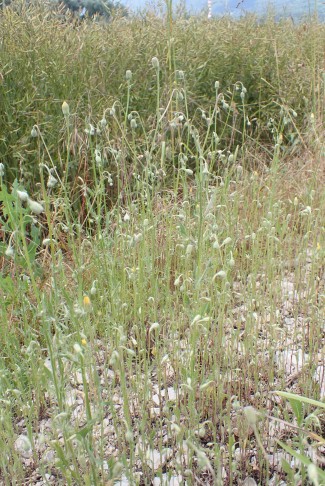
0, 1, 324, 485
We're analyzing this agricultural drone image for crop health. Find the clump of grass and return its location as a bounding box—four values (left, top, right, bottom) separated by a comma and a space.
0, 0, 324, 189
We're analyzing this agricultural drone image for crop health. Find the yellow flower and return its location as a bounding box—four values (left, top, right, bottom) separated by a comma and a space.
83, 295, 91, 307
81, 338, 87, 346
317, 242, 321, 251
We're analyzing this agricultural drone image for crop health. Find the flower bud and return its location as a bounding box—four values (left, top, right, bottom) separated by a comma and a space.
73, 343, 82, 355
62, 101, 70, 116
17, 190, 29, 202
5, 245, 14, 258
244, 406, 258, 426
212, 270, 227, 281
130, 118, 137, 130
125, 69, 132, 81
177, 70, 185, 80
85, 124, 96, 136
47, 175, 58, 188
100, 117, 107, 128
151, 57, 159, 69
149, 322, 159, 333
186, 244, 194, 256
27, 198, 44, 215
307, 464, 319, 486
31, 125, 38, 138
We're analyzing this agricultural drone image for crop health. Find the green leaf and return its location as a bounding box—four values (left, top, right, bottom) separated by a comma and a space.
288, 397, 304, 426
281, 458, 295, 478
274, 391, 325, 410
277, 440, 325, 483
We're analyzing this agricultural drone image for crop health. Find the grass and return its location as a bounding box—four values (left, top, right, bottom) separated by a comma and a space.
0, 1, 324, 485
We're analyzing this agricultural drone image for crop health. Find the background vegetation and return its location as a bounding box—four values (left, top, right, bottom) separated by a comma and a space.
0, 1, 324, 485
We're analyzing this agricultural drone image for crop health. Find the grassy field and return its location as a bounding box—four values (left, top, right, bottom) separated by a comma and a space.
0, 1, 324, 485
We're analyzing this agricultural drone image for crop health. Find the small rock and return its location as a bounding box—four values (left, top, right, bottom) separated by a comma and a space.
14, 435, 32, 459
153, 474, 183, 485
146, 448, 172, 471
65, 389, 79, 407
275, 348, 308, 375
152, 394, 160, 406
42, 449, 56, 464
167, 387, 177, 401
114, 474, 130, 485
242, 477, 257, 486
242, 478, 257, 486
150, 408, 161, 418
314, 364, 325, 398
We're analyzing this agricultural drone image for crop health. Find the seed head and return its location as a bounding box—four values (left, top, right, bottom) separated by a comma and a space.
0, 163, 4, 177
125, 69, 132, 81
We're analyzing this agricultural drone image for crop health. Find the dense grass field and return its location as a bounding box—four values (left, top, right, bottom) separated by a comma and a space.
0, 1, 324, 485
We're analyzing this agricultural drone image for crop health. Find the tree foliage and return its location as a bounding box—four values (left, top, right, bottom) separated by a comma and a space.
61, 0, 127, 18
